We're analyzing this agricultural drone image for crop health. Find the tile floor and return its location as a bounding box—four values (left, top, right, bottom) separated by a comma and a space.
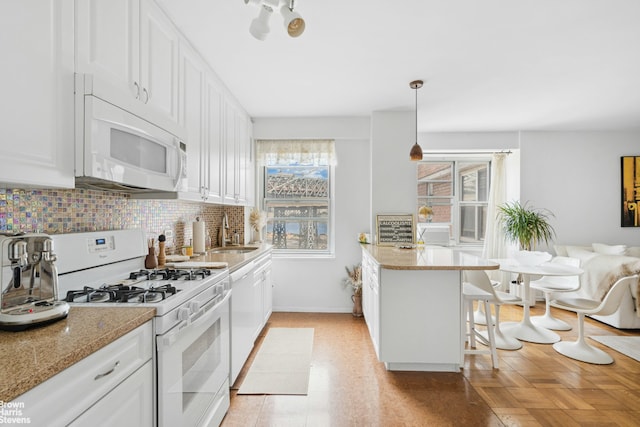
221, 306, 640, 427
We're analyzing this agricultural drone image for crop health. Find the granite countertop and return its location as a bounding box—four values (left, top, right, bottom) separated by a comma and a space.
0, 306, 155, 402
178, 243, 273, 272
362, 244, 500, 271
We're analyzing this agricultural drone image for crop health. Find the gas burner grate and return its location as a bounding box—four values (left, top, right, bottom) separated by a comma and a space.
128, 269, 170, 280
65, 284, 131, 303
115, 284, 178, 303
128, 268, 212, 281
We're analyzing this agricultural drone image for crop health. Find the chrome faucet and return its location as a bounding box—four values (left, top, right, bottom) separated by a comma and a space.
221, 213, 229, 247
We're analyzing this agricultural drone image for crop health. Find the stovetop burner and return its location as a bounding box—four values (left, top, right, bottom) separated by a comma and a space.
65, 283, 178, 304
129, 268, 212, 281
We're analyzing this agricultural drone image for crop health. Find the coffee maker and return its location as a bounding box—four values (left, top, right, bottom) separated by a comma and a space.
0, 232, 69, 331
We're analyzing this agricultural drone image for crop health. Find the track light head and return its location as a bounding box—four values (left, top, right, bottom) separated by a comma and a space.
280, 5, 305, 37
249, 4, 273, 41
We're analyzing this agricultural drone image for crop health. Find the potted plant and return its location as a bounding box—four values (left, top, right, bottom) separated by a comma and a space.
497, 201, 556, 251
497, 201, 556, 288
343, 264, 363, 317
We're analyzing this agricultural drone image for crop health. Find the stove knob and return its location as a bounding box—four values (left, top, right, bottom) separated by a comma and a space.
178, 307, 190, 322
189, 301, 200, 313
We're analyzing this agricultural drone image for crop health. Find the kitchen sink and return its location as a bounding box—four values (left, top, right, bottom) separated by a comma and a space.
208, 247, 258, 254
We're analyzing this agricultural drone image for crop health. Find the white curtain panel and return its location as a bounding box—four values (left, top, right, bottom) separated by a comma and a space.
482, 152, 510, 287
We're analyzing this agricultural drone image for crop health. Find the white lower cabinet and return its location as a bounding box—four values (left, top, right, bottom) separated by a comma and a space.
252, 253, 273, 338
69, 360, 153, 427
230, 250, 273, 385
14, 322, 153, 427
230, 261, 256, 385
361, 249, 380, 356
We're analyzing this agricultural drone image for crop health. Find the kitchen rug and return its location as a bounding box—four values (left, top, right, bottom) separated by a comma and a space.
590, 336, 640, 362
237, 327, 314, 395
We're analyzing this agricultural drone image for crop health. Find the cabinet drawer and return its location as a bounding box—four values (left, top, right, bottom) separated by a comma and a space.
15, 322, 152, 427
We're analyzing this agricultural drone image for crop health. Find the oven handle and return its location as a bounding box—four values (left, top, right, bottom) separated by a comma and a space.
160, 290, 230, 349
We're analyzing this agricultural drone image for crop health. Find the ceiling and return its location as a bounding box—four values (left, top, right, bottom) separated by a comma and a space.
157, 0, 640, 132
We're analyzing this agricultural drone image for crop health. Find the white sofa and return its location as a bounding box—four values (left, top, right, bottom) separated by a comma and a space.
553, 243, 640, 329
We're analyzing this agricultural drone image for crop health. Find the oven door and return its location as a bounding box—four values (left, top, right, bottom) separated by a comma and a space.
157, 291, 230, 427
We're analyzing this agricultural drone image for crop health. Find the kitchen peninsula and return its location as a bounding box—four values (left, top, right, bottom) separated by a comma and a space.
361, 244, 499, 372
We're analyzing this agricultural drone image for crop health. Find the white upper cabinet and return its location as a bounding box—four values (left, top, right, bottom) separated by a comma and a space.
204, 73, 224, 204
223, 101, 253, 206
140, 0, 179, 127
0, 0, 75, 188
175, 38, 224, 204
75, 0, 139, 102
76, 0, 181, 137
177, 40, 206, 201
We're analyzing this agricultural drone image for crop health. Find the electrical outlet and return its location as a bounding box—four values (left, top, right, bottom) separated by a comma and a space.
164, 229, 174, 240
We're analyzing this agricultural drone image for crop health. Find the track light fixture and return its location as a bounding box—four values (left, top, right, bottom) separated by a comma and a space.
244, 0, 306, 40
409, 80, 424, 161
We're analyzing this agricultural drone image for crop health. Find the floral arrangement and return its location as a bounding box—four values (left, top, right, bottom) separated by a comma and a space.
343, 264, 362, 295
249, 207, 266, 232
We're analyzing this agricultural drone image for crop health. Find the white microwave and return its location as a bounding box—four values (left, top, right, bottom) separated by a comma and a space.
75, 96, 187, 193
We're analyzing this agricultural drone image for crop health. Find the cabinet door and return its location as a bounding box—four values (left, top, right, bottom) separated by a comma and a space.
262, 266, 273, 324
236, 112, 249, 205
252, 274, 263, 340
70, 361, 153, 427
223, 100, 253, 205
245, 121, 256, 206
230, 267, 256, 385
140, 0, 179, 126
178, 40, 206, 200
75, 0, 140, 101
0, 0, 74, 188
223, 101, 239, 204
204, 74, 224, 204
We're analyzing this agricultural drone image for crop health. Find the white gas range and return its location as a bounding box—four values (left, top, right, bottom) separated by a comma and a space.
53, 229, 230, 427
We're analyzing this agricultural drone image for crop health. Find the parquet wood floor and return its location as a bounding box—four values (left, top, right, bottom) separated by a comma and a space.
221, 304, 640, 427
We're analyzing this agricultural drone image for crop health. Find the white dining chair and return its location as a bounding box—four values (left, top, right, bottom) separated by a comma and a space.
550, 274, 639, 364
463, 281, 499, 369
463, 270, 523, 351
530, 256, 581, 330
470, 278, 501, 326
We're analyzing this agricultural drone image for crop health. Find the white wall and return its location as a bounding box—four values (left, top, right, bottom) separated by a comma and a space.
253, 117, 371, 312
520, 131, 640, 249
369, 111, 419, 237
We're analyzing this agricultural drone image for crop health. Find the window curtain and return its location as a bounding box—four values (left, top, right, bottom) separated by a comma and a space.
256, 139, 336, 166
482, 152, 509, 287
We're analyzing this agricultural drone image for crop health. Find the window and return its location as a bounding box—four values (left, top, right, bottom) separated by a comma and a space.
416, 158, 490, 245
257, 140, 335, 255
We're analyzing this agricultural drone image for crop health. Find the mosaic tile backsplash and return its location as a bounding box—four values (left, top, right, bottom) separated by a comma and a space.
0, 188, 245, 254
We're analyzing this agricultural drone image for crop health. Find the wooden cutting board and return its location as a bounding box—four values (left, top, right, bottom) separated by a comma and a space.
164, 255, 191, 263
165, 261, 229, 269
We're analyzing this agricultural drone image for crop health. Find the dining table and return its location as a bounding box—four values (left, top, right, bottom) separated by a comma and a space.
496, 260, 584, 344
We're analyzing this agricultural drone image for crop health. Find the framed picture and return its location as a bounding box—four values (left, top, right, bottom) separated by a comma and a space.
376, 214, 415, 245
621, 156, 640, 227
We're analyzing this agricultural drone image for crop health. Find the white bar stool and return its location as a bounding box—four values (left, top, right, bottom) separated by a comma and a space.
463, 281, 499, 369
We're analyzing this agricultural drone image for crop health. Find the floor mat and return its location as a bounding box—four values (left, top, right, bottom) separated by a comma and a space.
237, 327, 314, 395
590, 335, 640, 362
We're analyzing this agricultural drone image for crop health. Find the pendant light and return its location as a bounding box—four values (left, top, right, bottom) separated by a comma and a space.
409, 80, 424, 161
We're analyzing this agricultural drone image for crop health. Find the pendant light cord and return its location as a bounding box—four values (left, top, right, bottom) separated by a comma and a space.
415, 84, 418, 143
